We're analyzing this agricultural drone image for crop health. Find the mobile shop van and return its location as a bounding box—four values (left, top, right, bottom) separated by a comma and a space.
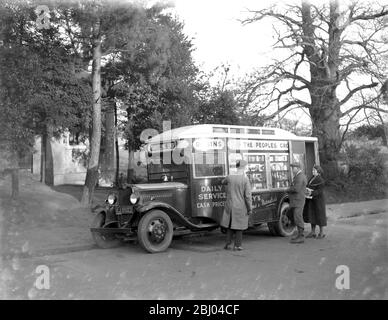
90, 124, 319, 253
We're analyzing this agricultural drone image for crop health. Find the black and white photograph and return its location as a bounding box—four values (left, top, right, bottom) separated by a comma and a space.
0, 0, 387, 305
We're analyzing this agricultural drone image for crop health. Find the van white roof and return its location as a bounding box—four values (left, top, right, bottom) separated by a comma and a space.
147, 124, 317, 143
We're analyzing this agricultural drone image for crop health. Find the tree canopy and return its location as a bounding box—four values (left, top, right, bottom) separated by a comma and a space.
0, 0, 91, 160
0, 0, 220, 199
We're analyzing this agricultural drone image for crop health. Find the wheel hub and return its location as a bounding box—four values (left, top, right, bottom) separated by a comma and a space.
148, 219, 167, 243
281, 209, 294, 232
281, 215, 290, 227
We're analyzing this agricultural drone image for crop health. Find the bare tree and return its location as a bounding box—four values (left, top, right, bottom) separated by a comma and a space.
242, 0, 388, 173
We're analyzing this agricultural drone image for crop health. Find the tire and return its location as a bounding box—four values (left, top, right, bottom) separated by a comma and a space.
267, 222, 277, 236
267, 202, 296, 237
137, 210, 173, 253
91, 212, 122, 249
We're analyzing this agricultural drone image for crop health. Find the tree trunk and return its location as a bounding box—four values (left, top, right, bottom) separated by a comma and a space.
376, 111, 388, 147
127, 149, 134, 183
126, 111, 134, 183
81, 16, 102, 207
11, 168, 19, 199
101, 100, 116, 186
40, 133, 46, 183
301, 0, 343, 180
310, 98, 342, 179
40, 128, 54, 185
114, 103, 120, 185
382, 124, 388, 147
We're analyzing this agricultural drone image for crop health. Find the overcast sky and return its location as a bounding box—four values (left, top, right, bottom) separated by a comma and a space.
170, 0, 276, 77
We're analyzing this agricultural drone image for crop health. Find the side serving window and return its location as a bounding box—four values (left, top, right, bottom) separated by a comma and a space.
269, 154, 290, 189
244, 153, 290, 190
193, 151, 227, 178
244, 153, 268, 190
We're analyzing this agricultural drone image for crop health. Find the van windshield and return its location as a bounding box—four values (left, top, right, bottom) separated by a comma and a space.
147, 153, 188, 181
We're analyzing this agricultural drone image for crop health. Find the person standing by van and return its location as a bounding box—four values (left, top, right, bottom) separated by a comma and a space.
221, 159, 252, 251
287, 162, 307, 244
304, 165, 327, 239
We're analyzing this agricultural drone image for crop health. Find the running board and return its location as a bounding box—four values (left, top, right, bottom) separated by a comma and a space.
90, 222, 218, 235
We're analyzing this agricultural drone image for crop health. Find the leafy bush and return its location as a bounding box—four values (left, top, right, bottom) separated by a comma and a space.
327, 144, 388, 202
350, 124, 387, 145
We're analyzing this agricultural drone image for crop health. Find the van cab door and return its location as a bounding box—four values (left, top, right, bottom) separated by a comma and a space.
290, 140, 318, 180
290, 141, 306, 174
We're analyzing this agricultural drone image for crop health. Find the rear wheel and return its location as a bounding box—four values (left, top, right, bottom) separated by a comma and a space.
267, 202, 296, 237
138, 210, 173, 253
91, 212, 122, 249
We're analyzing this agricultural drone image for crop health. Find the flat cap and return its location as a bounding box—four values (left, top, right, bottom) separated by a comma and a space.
290, 162, 301, 168
236, 159, 248, 168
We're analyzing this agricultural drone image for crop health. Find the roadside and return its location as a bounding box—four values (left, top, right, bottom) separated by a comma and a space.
327, 199, 388, 220
3, 210, 388, 300
0, 171, 387, 259
0, 172, 95, 259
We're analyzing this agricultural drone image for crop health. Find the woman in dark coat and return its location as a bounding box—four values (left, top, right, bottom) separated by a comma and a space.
220, 159, 252, 251
304, 165, 327, 239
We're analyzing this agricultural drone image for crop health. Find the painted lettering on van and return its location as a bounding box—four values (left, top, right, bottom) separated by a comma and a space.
251, 194, 277, 209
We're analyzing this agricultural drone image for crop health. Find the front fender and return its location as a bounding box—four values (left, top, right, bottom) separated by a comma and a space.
279, 193, 289, 205
92, 204, 118, 225
92, 204, 107, 214
135, 201, 218, 231
276, 193, 289, 218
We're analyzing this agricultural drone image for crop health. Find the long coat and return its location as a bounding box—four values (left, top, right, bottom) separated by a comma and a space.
220, 173, 253, 231
303, 174, 327, 226
287, 171, 307, 208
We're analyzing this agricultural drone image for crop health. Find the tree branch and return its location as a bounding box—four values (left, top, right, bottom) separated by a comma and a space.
337, 82, 379, 110
341, 95, 388, 117
351, 8, 388, 22
259, 99, 310, 121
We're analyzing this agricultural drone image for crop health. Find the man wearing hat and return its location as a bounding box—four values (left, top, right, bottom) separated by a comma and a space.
287, 162, 307, 243
220, 159, 252, 250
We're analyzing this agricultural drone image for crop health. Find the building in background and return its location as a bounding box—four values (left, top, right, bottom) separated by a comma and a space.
30, 132, 144, 186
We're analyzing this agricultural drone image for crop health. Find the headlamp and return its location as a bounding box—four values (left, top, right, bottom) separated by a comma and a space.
130, 193, 139, 204
107, 194, 117, 205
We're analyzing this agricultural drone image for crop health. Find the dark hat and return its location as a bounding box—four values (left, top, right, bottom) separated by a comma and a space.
236, 159, 248, 168
290, 162, 301, 168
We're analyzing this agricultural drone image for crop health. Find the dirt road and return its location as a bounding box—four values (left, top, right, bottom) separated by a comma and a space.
2, 210, 387, 300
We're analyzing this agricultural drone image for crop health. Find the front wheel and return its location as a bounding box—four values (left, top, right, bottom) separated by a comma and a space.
91, 212, 122, 249
267, 202, 296, 237
138, 210, 173, 253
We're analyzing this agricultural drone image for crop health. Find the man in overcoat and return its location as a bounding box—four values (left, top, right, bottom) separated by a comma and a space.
287, 162, 307, 243
220, 159, 252, 250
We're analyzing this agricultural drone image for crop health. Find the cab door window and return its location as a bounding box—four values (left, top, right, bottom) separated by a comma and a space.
193, 151, 227, 178
290, 141, 306, 173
